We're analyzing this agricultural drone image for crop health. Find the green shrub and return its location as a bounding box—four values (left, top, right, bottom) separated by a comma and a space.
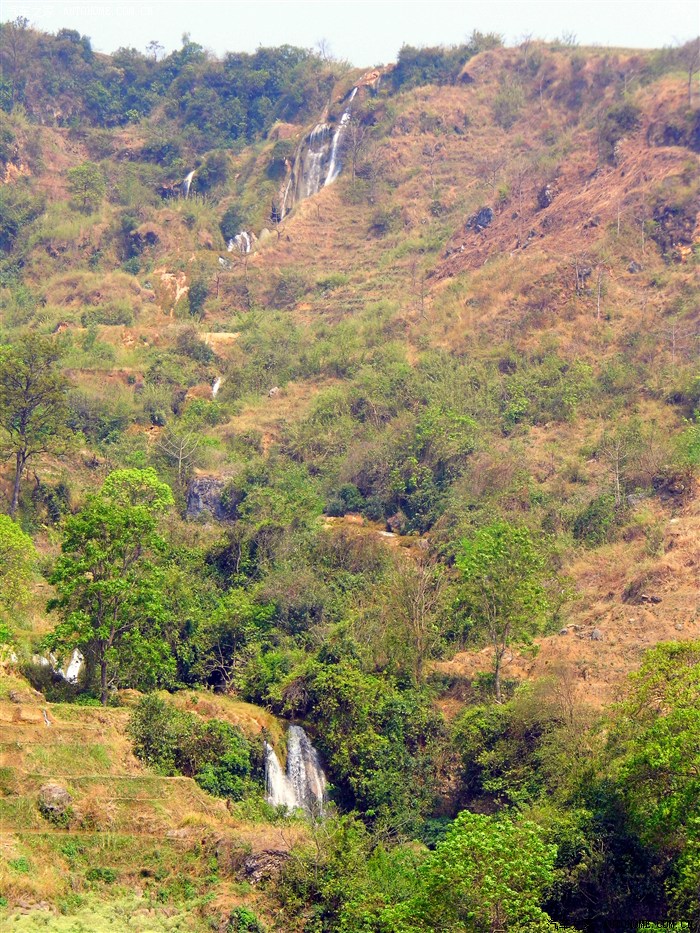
9, 857, 31, 873
80, 302, 134, 326
572, 493, 618, 546
128, 695, 258, 801
85, 867, 117, 884
493, 82, 524, 129
188, 278, 209, 318
220, 204, 248, 241
228, 906, 266, 932
176, 327, 214, 363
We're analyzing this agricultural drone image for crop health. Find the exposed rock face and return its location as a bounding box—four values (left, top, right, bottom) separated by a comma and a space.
537, 184, 555, 209
466, 207, 494, 232
38, 783, 73, 821
242, 850, 289, 884
130, 224, 159, 252
186, 475, 231, 520
650, 204, 697, 261
646, 112, 700, 152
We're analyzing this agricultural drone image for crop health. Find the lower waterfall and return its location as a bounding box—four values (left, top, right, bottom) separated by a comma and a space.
265, 724, 327, 815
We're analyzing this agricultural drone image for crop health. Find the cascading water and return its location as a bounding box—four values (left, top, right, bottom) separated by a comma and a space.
265, 725, 327, 815
277, 87, 359, 220
324, 87, 357, 187
286, 725, 327, 813
265, 742, 298, 810
211, 376, 222, 398
302, 123, 332, 197
182, 170, 195, 198
227, 231, 252, 254
62, 649, 83, 684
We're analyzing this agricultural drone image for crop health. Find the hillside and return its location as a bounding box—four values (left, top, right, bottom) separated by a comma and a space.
1, 21, 700, 933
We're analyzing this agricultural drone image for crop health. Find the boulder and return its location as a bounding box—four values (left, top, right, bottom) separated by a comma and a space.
590, 628, 603, 641
386, 511, 408, 535
242, 849, 289, 884
38, 783, 73, 822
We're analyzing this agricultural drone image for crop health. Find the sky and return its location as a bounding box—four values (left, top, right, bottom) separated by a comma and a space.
3, 0, 699, 65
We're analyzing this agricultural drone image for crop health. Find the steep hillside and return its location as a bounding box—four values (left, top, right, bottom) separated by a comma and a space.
1, 23, 700, 932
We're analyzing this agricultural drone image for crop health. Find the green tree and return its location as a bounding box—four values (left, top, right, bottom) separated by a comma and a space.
45, 468, 174, 704
383, 810, 567, 931
457, 521, 553, 702
0, 335, 70, 517
66, 161, 105, 212
188, 277, 209, 317
0, 514, 36, 641
192, 587, 274, 691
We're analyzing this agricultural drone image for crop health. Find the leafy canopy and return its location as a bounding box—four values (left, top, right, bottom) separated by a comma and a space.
0, 514, 36, 639
383, 810, 570, 931
457, 520, 553, 700
45, 468, 174, 703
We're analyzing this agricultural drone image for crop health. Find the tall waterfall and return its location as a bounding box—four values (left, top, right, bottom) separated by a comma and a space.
324, 87, 357, 187
265, 725, 327, 815
278, 87, 358, 220
182, 170, 195, 198
293, 122, 333, 202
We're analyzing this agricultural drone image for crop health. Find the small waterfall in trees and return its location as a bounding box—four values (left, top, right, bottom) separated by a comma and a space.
265, 725, 327, 815
227, 232, 252, 254
211, 377, 222, 398
182, 170, 195, 198
62, 649, 83, 684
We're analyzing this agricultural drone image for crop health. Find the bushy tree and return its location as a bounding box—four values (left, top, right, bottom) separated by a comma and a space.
383, 810, 569, 931
66, 161, 105, 212
45, 468, 174, 704
457, 521, 554, 701
128, 694, 256, 800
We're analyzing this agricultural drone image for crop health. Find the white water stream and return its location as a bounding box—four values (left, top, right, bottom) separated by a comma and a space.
265, 725, 327, 815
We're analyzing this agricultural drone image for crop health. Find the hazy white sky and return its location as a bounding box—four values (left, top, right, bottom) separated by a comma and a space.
3, 0, 699, 65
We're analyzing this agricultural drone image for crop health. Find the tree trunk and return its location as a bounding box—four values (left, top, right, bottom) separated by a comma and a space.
10, 450, 24, 517
100, 656, 108, 706
494, 649, 503, 703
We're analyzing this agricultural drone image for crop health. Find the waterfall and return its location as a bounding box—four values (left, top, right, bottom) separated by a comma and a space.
324, 87, 357, 187
227, 231, 251, 254
276, 88, 359, 221
265, 725, 327, 815
303, 123, 331, 197
265, 742, 298, 810
211, 376, 222, 398
62, 650, 83, 684
286, 725, 327, 813
182, 170, 195, 198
